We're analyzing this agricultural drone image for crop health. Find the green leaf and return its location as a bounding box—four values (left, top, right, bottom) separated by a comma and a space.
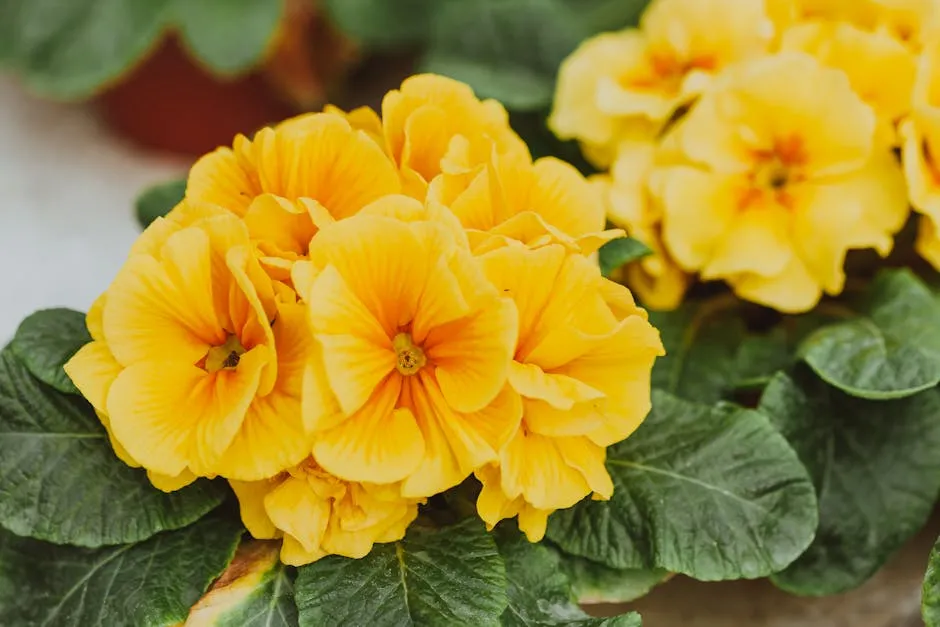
648, 299, 747, 403
598, 238, 653, 277
136, 178, 187, 229
572, 0, 651, 32
0, 349, 226, 546
547, 390, 818, 580
798, 269, 940, 399
0, 0, 174, 99
187, 540, 298, 627
760, 370, 940, 595
555, 551, 668, 604
498, 532, 643, 625
295, 518, 508, 627
422, 0, 585, 111
9, 308, 90, 394
173, 0, 283, 75
924, 535, 940, 627
320, 0, 434, 48
0, 513, 243, 627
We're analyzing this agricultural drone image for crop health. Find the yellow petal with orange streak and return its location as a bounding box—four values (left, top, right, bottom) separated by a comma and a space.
187, 145, 257, 217
107, 347, 268, 478
104, 227, 226, 367
312, 377, 424, 484
425, 295, 517, 414
401, 376, 521, 498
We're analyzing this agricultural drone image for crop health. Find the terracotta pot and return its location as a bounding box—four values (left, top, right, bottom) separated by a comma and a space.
95, 1, 359, 157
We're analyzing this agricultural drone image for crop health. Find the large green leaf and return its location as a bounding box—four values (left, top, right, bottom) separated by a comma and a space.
798, 269, 940, 399
136, 178, 187, 229
295, 518, 508, 626
760, 370, 940, 595
0, 349, 226, 546
186, 540, 297, 627
0, 514, 243, 627
173, 0, 283, 75
422, 0, 586, 111
10, 308, 90, 394
320, 0, 434, 48
498, 532, 642, 625
0, 0, 174, 99
555, 550, 668, 604
547, 390, 817, 580
924, 535, 940, 627
598, 238, 652, 278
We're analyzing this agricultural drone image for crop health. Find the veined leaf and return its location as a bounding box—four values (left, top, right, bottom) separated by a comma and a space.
761, 370, 940, 595
10, 308, 90, 394
0, 349, 226, 546
0, 514, 243, 627
498, 532, 643, 625
554, 550, 668, 605
798, 269, 940, 399
184, 540, 297, 627
295, 518, 508, 627
547, 390, 817, 580
924, 535, 940, 627
136, 178, 187, 229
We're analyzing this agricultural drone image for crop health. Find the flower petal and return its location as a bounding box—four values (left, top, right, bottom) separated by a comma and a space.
230, 478, 281, 539
264, 476, 331, 554
313, 377, 424, 483
107, 347, 268, 477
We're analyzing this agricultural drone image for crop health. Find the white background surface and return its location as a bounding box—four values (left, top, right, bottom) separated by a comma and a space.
0, 77, 186, 342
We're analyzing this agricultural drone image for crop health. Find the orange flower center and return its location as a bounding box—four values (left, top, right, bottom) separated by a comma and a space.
740, 134, 808, 210
627, 52, 716, 93
393, 333, 426, 376
203, 334, 247, 373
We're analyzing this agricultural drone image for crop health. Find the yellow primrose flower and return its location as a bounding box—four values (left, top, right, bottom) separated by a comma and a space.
297, 207, 522, 498
550, 0, 773, 152
380, 74, 529, 197
474, 243, 664, 541
653, 53, 909, 313
902, 38, 940, 265
780, 20, 917, 141
66, 212, 313, 483
230, 458, 421, 566
592, 130, 691, 310
186, 112, 401, 280
868, 0, 940, 47
767, 0, 880, 31
428, 149, 620, 255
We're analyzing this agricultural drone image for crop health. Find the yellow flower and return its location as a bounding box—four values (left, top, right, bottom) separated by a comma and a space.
549, 0, 773, 153
592, 130, 691, 310
230, 458, 421, 566
903, 38, 940, 266
296, 205, 521, 498
767, 0, 880, 32
474, 243, 664, 541
66, 212, 313, 483
780, 21, 917, 141
653, 53, 909, 312
429, 150, 620, 255
868, 0, 939, 46
186, 112, 401, 280
379, 74, 529, 197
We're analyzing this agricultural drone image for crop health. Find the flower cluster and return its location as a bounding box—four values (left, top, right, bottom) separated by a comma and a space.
65, 74, 664, 564
552, 0, 939, 313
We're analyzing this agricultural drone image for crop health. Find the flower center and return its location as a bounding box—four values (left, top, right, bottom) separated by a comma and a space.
393, 333, 426, 376
204, 334, 247, 373
741, 134, 807, 210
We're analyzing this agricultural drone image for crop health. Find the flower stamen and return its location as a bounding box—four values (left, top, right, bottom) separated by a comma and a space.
204, 335, 247, 373
393, 333, 426, 376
